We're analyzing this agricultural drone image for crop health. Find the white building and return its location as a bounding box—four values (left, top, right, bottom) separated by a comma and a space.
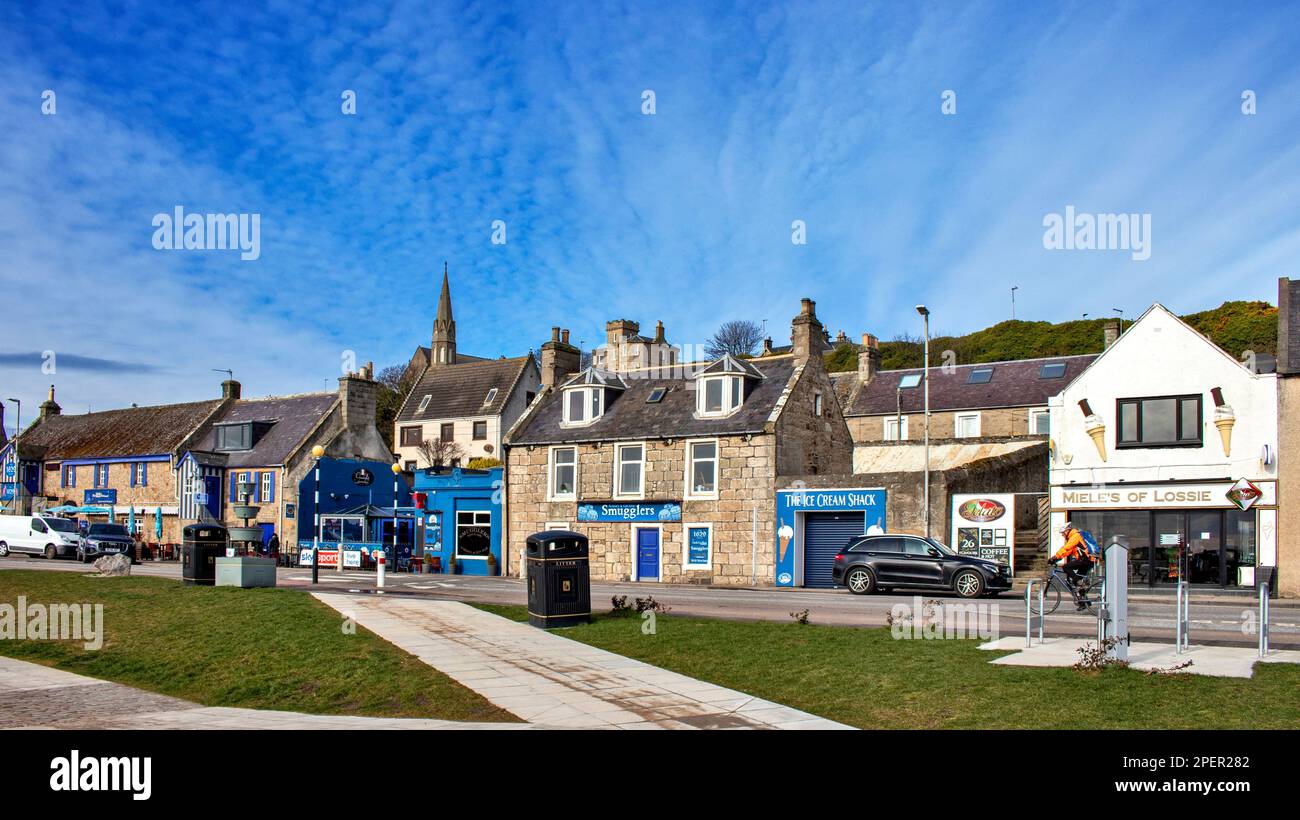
1048, 303, 1278, 589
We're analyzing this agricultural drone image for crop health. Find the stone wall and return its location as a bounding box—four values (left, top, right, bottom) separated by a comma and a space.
51, 461, 186, 543
1278, 376, 1299, 597
774, 362, 854, 478
506, 434, 778, 585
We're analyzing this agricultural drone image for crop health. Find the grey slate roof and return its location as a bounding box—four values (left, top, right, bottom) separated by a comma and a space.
20, 400, 222, 459
191, 393, 338, 467
509, 356, 798, 445
834, 354, 1097, 416
397, 356, 535, 423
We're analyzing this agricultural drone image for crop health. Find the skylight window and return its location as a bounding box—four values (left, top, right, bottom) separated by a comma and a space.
646, 387, 666, 403
968, 367, 994, 384
483, 388, 498, 406
898, 374, 922, 389
1039, 362, 1067, 379
417, 395, 432, 413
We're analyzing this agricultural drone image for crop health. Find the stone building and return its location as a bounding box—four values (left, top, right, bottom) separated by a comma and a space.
504, 298, 854, 587
393, 267, 540, 469
5, 369, 391, 550
1275, 277, 1299, 597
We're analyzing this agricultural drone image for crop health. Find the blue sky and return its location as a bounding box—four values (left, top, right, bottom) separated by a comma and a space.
2, 0, 1298, 432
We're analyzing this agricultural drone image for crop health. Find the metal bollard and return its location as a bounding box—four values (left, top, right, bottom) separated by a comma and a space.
1259, 582, 1270, 658
1024, 579, 1044, 647
1175, 580, 1190, 654
376, 549, 386, 590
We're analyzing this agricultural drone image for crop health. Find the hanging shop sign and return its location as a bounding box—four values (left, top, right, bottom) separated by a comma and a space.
577, 501, 682, 522
951, 493, 1015, 572
84, 489, 117, 505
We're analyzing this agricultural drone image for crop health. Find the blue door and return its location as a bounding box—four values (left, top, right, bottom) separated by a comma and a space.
203, 476, 221, 520
803, 512, 865, 588
636, 528, 660, 581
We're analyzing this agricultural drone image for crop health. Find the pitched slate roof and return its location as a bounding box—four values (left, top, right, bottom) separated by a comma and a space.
19, 400, 222, 460
508, 356, 799, 445
834, 354, 1097, 416
397, 356, 535, 423
189, 392, 338, 467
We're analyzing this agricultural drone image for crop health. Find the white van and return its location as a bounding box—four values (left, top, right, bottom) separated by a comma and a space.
0, 515, 82, 560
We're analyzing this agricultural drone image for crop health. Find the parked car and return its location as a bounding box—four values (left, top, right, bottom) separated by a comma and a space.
77, 523, 136, 564
0, 514, 82, 559
831, 533, 1012, 598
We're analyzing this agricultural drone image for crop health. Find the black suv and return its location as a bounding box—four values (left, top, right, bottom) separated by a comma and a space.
831, 534, 1011, 598
78, 523, 136, 563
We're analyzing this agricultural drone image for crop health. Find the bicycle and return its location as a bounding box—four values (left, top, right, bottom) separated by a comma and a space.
1031, 563, 1102, 616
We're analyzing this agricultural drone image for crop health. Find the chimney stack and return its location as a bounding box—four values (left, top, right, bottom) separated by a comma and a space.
858, 333, 881, 384
221, 380, 241, 401
39, 385, 62, 419
1103, 320, 1121, 349
1280, 277, 1300, 375
541, 326, 581, 388
790, 298, 826, 362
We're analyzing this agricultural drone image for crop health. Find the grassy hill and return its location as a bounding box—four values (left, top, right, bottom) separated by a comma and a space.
825, 301, 1277, 373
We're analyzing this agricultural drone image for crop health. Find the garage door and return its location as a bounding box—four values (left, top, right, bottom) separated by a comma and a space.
803, 511, 865, 588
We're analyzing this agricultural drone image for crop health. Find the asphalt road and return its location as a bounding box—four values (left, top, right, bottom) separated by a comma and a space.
3, 554, 1295, 647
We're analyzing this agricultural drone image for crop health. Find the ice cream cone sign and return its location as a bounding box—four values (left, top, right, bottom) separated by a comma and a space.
1211, 387, 1234, 458
1078, 399, 1107, 462
778, 521, 794, 563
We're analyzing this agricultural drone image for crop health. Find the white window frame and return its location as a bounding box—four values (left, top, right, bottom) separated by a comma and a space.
454, 509, 492, 561
697, 375, 742, 417
884, 416, 909, 441
684, 438, 719, 499
261, 471, 273, 502
562, 387, 604, 426
417, 394, 431, 413
544, 521, 571, 531
483, 388, 498, 406
954, 412, 982, 439
547, 446, 578, 501
813, 391, 823, 417
1029, 408, 1050, 436
682, 522, 713, 570
614, 442, 646, 499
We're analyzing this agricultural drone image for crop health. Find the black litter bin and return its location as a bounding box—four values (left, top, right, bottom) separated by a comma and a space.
182, 523, 229, 586
525, 530, 590, 628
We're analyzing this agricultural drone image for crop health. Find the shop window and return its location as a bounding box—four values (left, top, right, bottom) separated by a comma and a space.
549, 447, 577, 500
456, 510, 492, 558
1117, 395, 1202, 447
472, 421, 488, 440
686, 440, 717, 497
400, 426, 423, 446
615, 443, 644, 497
320, 515, 365, 543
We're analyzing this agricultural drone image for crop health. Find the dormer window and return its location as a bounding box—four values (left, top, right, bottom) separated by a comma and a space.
698, 376, 742, 417
215, 423, 252, 451
564, 387, 604, 424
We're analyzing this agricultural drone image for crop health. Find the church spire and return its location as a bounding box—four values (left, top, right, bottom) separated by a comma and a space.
431, 262, 457, 366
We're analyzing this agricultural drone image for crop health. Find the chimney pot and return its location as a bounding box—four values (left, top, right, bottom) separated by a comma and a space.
561, 329, 570, 345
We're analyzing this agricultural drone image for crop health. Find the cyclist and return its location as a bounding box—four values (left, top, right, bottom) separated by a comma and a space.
1049, 522, 1094, 604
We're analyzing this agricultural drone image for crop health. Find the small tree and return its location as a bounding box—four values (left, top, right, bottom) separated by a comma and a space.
415, 437, 464, 468
705, 319, 763, 359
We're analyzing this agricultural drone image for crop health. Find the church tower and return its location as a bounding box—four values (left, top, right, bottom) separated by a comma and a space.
431, 263, 457, 367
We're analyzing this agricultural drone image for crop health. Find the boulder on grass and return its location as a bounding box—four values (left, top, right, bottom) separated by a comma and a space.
92, 554, 132, 576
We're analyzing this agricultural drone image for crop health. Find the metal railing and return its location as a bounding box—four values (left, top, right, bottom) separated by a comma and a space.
1175, 580, 1190, 654
1024, 578, 1044, 647
1259, 582, 1270, 658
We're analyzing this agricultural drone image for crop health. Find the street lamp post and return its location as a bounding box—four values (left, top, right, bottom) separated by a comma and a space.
390, 462, 402, 573
915, 305, 931, 539
311, 445, 324, 584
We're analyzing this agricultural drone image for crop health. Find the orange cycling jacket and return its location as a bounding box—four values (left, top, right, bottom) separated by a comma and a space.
1052, 530, 1087, 562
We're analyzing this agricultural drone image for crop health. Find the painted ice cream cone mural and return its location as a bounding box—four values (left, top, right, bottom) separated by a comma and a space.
1211, 386, 1234, 457
1078, 398, 1107, 462
778, 521, 794, 563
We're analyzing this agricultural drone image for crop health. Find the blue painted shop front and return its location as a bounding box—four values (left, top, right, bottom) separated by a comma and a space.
295, 457, 414, 568
413, 467, 502, 576
775, 487, 888, 588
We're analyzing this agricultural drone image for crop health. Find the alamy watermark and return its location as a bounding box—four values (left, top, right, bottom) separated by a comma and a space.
151, 206, 261, 260
1042, 205, 1151, 261
889, 596, 999, 641
0, 596, 103, 650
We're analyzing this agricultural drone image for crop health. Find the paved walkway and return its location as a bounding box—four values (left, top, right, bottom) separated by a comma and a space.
0, 657, 533, 730
979, 636, 1300, 678
313, 593, 849, 729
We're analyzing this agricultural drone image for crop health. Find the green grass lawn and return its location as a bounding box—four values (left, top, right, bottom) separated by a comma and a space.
0, 570, 514, 722
475, 603, 1299, 729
